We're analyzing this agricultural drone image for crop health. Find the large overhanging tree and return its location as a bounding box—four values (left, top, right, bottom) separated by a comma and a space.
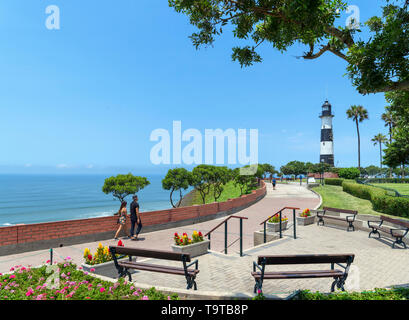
169, 0, 409, 96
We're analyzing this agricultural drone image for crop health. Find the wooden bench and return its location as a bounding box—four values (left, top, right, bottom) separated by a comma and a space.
368, 215, 409, 249
109, 246, 200, 290
252, 254, 355, 294
317, 207, 358, 231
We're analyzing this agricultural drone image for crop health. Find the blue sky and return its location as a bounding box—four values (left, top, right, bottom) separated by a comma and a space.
0, 1, 390, 174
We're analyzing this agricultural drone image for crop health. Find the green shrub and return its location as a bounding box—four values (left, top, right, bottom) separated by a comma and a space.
366, 178, 409, 184
342, 181, 409, 218
338, 167, 361, 180
295, 287, 409, 300
342, 181, 387, 201
372, 195, 409, 218
324, 178, 344, 186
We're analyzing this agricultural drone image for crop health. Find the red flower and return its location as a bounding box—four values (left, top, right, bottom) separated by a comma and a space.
198, 232, 203, 237
174, 233, 178, 237
87, 255, 92, 261
118, 240, 124, 247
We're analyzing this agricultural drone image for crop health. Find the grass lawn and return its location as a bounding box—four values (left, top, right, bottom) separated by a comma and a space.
312, 185, 382, 216
191, 181, 248, 205
372, 183, 409, 196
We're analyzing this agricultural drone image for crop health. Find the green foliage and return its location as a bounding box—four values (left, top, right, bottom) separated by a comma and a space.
338, 167, 361, 179
295, 287, 409, 300
162, 168, 192, 208
232, 167, 258, 196
342, 181, 409, 218
208, 166, 232, 201
191, 165, 214, 204
169, 0, 409, 95
102, 173, 150, 202
324, 178, 344, 186
0, 260, 178, 300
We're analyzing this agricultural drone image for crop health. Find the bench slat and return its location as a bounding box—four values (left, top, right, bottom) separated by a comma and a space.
118, 261, 199, 276
252, 269, 344, 280
109, 246, 191, 262
380, 215, 409, 229
257, 254, 354, 265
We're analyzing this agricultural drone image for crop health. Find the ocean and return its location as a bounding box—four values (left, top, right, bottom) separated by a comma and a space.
0, 174, 185, 226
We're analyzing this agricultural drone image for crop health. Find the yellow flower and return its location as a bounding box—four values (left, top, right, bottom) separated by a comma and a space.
193, 231, 198, 236
98, 243, 103, 249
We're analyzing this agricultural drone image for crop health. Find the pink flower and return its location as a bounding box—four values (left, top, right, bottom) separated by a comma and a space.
85, 297, 91, 299
99, 287, 106, 293
9, 267, 14, 271
9, 275, 15, 279
25, 288, 34, 297
142, 296, 149, 300
167, 296, 171, 300
90, 268, 95, 273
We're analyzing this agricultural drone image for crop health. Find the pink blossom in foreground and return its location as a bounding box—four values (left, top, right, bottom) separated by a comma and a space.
142, 296, 149, 300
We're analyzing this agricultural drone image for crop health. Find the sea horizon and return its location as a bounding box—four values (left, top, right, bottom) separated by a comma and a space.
0, 173, 188, 227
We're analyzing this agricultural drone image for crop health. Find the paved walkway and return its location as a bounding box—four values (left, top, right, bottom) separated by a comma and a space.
1, 183, 408, 297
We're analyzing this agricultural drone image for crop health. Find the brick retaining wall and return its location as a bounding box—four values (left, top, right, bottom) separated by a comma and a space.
0, 182, 266, 255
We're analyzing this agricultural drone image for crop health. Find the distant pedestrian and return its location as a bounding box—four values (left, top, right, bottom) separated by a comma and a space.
130, 195, 142, 241
272, 177, 276, 190
114, 201, 129, 240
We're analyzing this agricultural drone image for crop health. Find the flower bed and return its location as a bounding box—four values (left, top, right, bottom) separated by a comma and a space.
297, 209, 315, 226
172, 231, 209, 257
0, 258, 178, 300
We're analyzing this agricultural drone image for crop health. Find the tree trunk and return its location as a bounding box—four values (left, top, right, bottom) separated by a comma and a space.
170, 188, 176, 208
379, 143, 383, 169
356, 119, 361, 171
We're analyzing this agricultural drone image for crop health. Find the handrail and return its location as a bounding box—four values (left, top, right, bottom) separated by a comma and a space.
205, 215, 248, 257
204, 215, 248, 237
259, 207, 300, 225
260, 207, 300, 242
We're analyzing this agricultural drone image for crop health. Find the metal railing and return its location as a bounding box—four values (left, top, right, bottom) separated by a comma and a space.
260, 207, 300, 242
204, 215, 248, 257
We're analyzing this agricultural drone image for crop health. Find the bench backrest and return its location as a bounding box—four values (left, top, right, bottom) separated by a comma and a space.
109, 246, 191, 262
381, 216, 409, 229
257, 254, 355, 266
323, 207, 358, 215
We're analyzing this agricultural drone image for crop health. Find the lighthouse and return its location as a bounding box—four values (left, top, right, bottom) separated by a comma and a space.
319, 100, 335, 166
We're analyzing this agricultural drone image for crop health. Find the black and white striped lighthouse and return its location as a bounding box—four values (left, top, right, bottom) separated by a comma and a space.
319, 100, 335, 166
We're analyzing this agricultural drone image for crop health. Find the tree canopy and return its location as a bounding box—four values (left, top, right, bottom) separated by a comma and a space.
162, 168, 192, 208
102, 173, 150, 203
169, 0, 409, 96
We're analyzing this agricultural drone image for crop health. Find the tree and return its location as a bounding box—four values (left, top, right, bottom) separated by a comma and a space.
232, 166, 257, 196
102, 173, 150, 203
260, 163, 276, 179
162, 168, 192, 208
338, 167, 361, 180
209, 166, 232, 201
346, 105, 369, 171
381, 107, 397, 144
365, 165, 382, 177
372, 133, 388, 168
169, 0, 409, 96
191, 164, 214, 204
383, 127, 409, 178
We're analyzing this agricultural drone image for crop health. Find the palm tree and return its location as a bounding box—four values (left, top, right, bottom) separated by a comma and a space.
346, 105, 369, 172
381, 107, 397, 144
371, 133, 387, 169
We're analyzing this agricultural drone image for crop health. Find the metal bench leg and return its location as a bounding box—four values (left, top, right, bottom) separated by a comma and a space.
392, 238, 406, 249
347, 222, 354, 232
369, 229, 380, 239
254, 280, 263, 294
186, 275, 197, 290
317, 217, 324, 226
331, 277, 346, 292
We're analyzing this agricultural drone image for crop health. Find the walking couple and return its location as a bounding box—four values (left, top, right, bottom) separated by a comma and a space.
114, 195, 142, 241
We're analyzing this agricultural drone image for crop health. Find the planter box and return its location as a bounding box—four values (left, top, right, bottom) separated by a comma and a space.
253, 230, 280, 246
171, 239, 210, 258
81, 256, 136, 279
267, 221, 288, 233
296, 215, 316, 226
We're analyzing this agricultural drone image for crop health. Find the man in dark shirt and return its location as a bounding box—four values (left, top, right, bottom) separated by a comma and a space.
130, 195, 142, 240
